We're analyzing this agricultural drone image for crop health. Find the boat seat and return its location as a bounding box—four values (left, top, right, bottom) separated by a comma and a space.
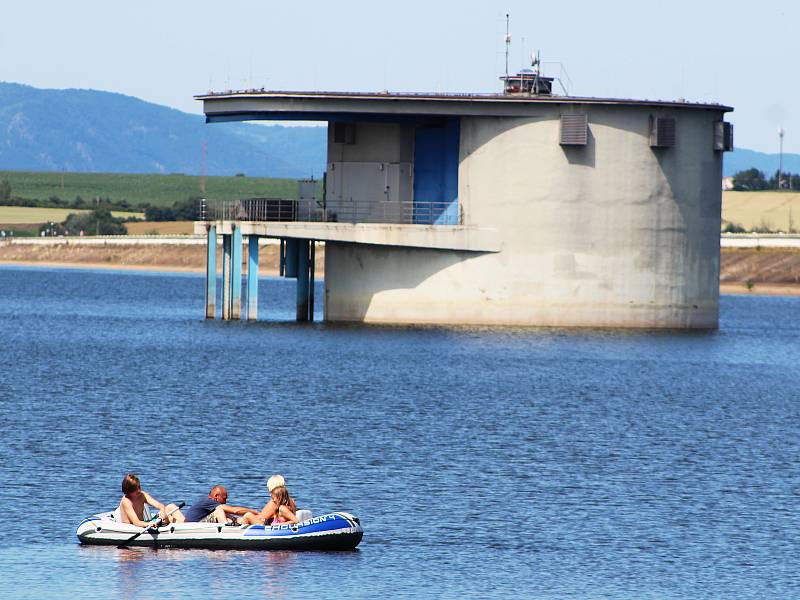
295, 509, 312, 522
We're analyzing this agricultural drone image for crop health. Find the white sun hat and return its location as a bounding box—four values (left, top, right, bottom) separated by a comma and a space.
267, 474, 285, 492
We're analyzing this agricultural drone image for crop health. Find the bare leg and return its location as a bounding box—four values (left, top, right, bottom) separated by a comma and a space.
212, 506, 228, 524
240, 512, 263, 525
164, 503, 185, 524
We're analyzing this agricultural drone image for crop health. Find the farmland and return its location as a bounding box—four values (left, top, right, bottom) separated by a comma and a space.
0, 170, 303, 208
722, 191, 800, 232
0, 206, 143, 223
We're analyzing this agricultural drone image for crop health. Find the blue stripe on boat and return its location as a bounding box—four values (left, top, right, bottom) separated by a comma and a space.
243, 514, 352, 537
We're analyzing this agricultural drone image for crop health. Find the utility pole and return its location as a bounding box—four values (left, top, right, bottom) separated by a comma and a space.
778, 128, 785, 189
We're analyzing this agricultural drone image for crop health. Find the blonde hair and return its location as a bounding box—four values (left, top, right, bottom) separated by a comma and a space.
270, 486, 297, 513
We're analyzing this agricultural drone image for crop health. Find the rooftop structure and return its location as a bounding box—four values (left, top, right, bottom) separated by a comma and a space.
195, 85, 733, 328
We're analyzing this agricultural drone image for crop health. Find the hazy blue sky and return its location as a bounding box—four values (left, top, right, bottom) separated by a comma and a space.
2, 0, 797, 153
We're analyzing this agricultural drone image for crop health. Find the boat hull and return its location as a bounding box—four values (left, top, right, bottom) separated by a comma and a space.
77, 511, 363, 551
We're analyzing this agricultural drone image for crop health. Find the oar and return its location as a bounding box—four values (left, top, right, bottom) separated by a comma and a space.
117, 502, 184, 549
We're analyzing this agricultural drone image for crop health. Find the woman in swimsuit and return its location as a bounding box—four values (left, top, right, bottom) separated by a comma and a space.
240, 474, 299, 526
117, 473, 184, 527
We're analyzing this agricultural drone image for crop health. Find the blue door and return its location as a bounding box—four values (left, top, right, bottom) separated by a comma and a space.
413, 118, 459, 225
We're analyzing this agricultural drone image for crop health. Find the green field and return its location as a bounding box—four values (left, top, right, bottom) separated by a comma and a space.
0, 171, 302, 208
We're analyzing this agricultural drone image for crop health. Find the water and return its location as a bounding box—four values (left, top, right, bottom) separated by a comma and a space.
0, 266, 798, 599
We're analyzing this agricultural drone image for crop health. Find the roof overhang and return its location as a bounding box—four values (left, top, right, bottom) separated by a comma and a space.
196, 90, 733, 123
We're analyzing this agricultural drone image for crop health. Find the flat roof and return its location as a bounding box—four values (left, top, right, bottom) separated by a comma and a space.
196, 89, 732, 123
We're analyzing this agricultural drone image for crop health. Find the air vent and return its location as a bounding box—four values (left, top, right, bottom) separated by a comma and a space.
333, 122, 356, 145
650, 117, 676, 148
714, 121, 734, 152
560, 114, 588, 146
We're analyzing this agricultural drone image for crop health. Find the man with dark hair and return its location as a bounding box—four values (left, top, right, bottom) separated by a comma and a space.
182, 486, 257, 524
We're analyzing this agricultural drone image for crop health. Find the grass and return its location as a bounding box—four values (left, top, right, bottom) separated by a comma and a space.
0, 171, 303, 208
0, 206, 143, 224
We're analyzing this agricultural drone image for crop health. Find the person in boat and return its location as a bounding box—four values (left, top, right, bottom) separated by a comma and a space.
182, 485, 259, 524
240, 474, 299, 526
118, 473, 184, 527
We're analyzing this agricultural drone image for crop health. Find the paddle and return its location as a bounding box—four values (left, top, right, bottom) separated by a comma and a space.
117, 502, 185, 549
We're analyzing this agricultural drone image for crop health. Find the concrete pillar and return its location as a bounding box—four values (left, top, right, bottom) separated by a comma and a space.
205, 225, 216, 319
308, 241, 315, 321
284, 238, 299, 278
231, 225, 242, 320
296, 239, 310, 322
221, 234, 231, 320
247, 235, 259, 321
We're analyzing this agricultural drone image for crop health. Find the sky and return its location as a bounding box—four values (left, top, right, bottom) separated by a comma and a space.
2, 0, 798, 153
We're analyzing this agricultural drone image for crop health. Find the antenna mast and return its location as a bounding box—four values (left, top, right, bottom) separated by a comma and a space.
504, 14, 511, 81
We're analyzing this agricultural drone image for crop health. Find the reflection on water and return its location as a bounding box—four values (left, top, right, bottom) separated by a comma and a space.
1, 267, 799, 599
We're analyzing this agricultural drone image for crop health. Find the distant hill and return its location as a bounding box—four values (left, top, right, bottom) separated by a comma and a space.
2, 82, 796, 180
0, 82, 325, 178
723, 147, 800, 177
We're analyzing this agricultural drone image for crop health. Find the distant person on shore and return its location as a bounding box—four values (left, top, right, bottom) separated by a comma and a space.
240, 474, 299, 526
182, 485, 259, 524
117, 473, 184, 527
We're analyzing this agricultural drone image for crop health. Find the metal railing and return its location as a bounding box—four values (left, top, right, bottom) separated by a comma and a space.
200, 198, 460, 226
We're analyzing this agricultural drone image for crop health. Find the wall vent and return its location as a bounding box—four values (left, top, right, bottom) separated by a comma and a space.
650, 117, 676, 148
560, 114, 588, 146
714, 121, 734, 152
333, 122, 356, 145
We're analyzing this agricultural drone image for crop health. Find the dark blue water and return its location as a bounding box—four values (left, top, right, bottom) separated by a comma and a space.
0, 266, 798, 599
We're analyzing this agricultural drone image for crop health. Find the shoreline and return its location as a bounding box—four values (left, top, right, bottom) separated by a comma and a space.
0, 260, 211, 274
719, 282, 800, 296
2, 243, 800, 297
3, 259, 800, 297
0, 242, 315, 277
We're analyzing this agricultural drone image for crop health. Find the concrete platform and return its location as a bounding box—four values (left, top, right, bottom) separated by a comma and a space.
193, 221, 501, 252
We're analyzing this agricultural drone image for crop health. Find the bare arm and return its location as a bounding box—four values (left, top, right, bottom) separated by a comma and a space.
142, 491, 165, 512
277, 505, 299, 524
218, 504, 260, 516
256, 500, 278, 521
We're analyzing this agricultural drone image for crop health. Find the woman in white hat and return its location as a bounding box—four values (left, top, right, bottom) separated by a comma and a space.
240, 474, 299, 526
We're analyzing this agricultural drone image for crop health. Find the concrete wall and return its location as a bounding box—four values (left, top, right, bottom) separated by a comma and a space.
326, 122, 414, 222
325, 104, 726, 328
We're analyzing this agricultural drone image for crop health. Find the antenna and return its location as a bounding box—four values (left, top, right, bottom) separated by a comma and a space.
504, 14, 511, 81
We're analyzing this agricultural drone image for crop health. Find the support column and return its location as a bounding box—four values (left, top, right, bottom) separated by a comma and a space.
205, 225, 217, 319
222, 234, 231, 320
247, 235, 259, 321
296, 239, 310, 322
284, 238, 298, 278
309, 241, 315, 321
231, 225, 242, 320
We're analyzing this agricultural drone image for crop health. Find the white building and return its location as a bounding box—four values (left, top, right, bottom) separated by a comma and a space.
196, 88, 733, 329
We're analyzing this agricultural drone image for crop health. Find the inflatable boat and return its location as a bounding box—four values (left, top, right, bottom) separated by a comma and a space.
76, 510, 363, 551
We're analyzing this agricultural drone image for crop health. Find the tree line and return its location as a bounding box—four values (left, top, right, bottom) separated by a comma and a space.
0, 178, 200, 220
732, 168, 800, 191
1, 177, 202, 235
